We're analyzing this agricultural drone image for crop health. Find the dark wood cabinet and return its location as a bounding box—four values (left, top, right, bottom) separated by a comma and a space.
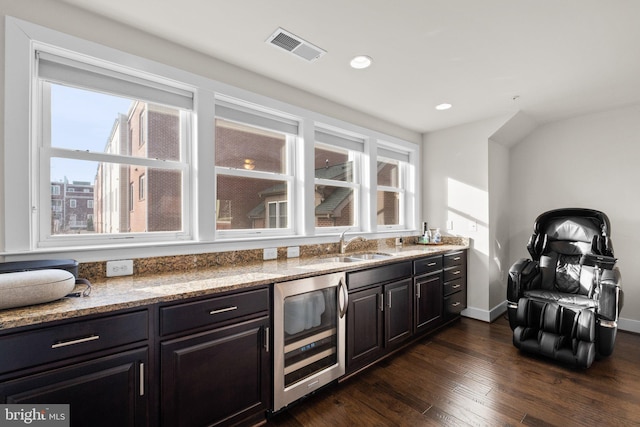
346, 266, 412, 373
347, 286, 384, 368
158, 287, 270, 427
443, 250, 467, 320
0, 310, 149, 427
0, 348, 148, 427
384, 278, 413, 348
414, 272, 443, 333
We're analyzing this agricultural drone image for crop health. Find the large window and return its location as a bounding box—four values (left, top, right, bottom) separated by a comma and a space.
3, 18, 419, 257
314, 128, 363, 230
35, 50, 193, 244
214, 101, 297, 235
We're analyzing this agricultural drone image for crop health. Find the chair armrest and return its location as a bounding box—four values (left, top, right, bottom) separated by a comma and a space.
508, 258, 540, 302
598, 267, 623, 323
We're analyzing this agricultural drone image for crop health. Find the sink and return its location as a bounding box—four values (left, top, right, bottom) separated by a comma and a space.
321, 256, 361, 263
349, 253, 393, 260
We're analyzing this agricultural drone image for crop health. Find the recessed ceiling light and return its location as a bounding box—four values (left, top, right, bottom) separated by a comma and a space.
350, 55, 372, 69
435, 103, 452, 111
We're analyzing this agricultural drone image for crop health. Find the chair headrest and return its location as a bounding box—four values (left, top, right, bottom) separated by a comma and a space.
533, 208, 610, 240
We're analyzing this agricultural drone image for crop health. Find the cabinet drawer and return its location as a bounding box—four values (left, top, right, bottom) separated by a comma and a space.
444, 291, 466, 316
0, 310, 148, 375
443, 278, 465, 297
413, 256, 443, 276
160, 287, 269, 336
443, 264, 466, 282
443, 251, 466, 268
347, 261, 412, 291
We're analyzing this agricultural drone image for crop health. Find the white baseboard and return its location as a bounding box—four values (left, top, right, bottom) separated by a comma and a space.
461, 300, 507, 323
466, 300, 640, 333
618, 317, 640, 334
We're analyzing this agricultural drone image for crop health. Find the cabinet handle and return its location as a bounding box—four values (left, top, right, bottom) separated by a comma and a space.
427, 262, 437, 267
416, 283, 421, 299
452, 284, 461, 289
139, 362, 145, 397
209, 306, 238, 315
379, 293, 384, 312
453, 256, 461, 261
387, 291, 392, 308
452, 270, 461, 275
51, 335, 99, 349
264, 327, 270, 353
451, 302, 461, 307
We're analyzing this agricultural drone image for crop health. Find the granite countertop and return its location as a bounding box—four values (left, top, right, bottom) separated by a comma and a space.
0, 243, 468, 331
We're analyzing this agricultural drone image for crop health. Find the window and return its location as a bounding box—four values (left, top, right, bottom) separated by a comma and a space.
214, 99, 298, 236
4, 18, 419, 256
33, 48, 193, 244
69, 199, 77, 209
314, 127, 363, 230
376, 145, 412, 229
139, 174, 146, 201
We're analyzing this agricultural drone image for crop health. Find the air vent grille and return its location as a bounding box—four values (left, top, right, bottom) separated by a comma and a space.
266, 28, 326, 62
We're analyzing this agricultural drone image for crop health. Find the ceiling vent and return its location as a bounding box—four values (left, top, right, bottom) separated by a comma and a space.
266, 28, 326, 62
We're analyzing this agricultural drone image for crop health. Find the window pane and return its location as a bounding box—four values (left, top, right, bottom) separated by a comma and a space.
377, 159, 399, 187
314, 145, 353, 182
215, 119, 286, 173
51, 158, 182, 235
377, 190, 400, 226
315, 185, 355, 227
216, 176, 288, 230
50, 84, 182, 161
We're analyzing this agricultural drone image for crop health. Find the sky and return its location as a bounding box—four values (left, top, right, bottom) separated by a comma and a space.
50, 83, 133, 183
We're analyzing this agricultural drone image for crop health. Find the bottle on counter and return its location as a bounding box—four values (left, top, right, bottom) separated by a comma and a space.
424, 228, 432, 243
433, 228, 442, 244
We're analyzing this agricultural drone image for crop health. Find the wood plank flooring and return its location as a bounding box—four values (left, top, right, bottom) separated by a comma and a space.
267, 316, 640, 426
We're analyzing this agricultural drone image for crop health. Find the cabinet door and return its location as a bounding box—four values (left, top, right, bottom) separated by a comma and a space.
160, 317, 269, 427
0, 348, 147, 427
384, 279, 413, 348
415, 273, 443, 334
347, 286, 383, 371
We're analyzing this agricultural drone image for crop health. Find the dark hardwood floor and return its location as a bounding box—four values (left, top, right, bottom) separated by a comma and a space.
267, 316, 640, 426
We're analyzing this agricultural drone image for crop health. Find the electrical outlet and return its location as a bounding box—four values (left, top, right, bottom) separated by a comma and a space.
469, 221, 478, 232
447, 220, 454, 230
263, 247, 278, 260
287, 246, 300, 258
106, 259, 134, 277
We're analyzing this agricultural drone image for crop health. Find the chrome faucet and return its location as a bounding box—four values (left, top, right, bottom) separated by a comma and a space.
339, 229, 366, 254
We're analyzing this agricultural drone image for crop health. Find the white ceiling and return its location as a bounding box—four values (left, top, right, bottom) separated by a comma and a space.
59, 0, 640, 134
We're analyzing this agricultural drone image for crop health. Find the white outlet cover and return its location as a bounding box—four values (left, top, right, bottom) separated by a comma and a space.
263, 248, 278, 260
287, 246, 300, 258
106, 259, 134, 277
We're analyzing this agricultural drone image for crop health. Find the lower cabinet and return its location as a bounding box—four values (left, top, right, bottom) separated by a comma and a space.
346, 263, 413, 373
0, 310, 149, 427
0, 348, 148, 427
158, 288, 271, 427
414, 272, 443, 334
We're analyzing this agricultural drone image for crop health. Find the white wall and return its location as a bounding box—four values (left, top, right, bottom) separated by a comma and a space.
488, 140, 510, 311
423, 116, 507, 321
509, 104, 640, 331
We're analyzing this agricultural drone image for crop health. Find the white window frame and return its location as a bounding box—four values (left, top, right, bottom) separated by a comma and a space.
375, 142, 416, 232
3, 17, 419, 260
69, 199, 77, 209
313, 126, 364, 234
213, 97, 299, 239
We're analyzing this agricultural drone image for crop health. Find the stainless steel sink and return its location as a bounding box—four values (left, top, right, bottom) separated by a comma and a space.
349, 252, 393, 260
321, 256, 361, 263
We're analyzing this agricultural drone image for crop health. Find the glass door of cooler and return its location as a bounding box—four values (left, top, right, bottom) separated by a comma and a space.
283, 287, 338, 387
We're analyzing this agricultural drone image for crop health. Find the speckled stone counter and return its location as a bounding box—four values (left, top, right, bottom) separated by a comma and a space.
0, 241, 468, 331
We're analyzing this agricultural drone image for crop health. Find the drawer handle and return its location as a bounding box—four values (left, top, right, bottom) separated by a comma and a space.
427, 262, 437, 267
451, 302, 461, 307
452, 271, 461, 275
209, 306, 238, 315
453, 257, 461, 261
51, 335, 100, 349
452, 284, 461, 289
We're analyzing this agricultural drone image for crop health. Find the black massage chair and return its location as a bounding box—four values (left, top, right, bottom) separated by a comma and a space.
507, 208, 623, 368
